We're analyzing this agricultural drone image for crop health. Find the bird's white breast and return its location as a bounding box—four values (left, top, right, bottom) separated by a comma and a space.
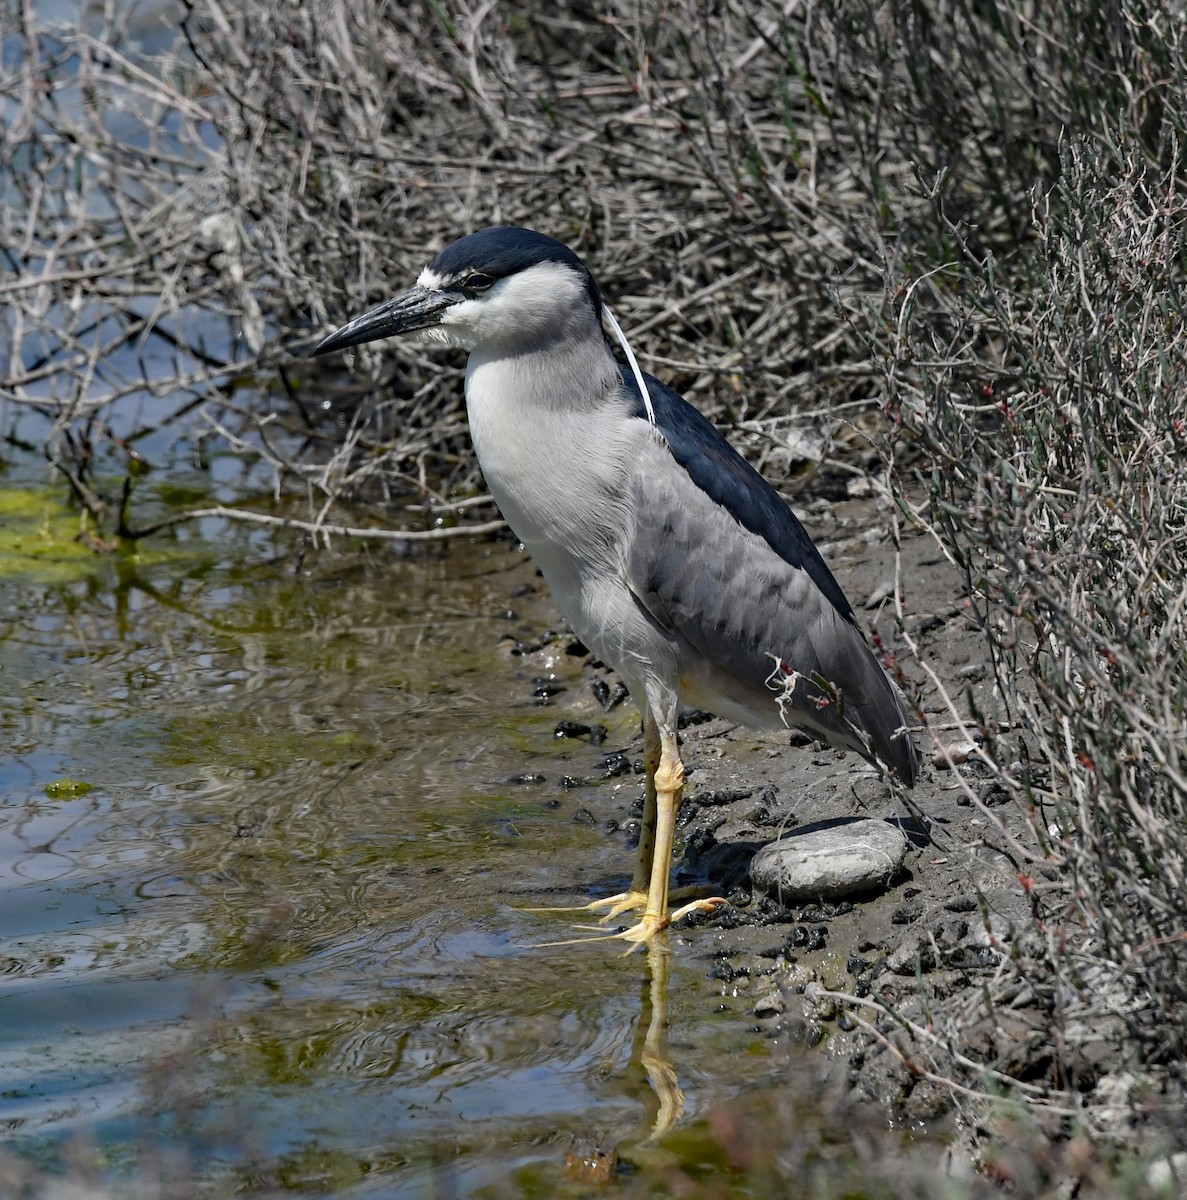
464, 350, 655, 669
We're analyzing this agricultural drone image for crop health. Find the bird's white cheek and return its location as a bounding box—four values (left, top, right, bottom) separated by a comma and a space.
415, 324, 469, 349
426, 302, 482, 349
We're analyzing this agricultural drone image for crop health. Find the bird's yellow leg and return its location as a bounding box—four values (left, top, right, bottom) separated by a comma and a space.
520, 718, 660, 920
527, 723, 723, 950
614, 729, 725, 948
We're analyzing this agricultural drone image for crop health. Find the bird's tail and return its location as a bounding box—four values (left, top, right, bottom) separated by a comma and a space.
774, 615, 919, 786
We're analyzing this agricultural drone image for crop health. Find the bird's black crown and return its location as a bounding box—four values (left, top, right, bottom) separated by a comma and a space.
429, 227, 603, 316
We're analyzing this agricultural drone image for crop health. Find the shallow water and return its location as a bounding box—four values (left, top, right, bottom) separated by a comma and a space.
0, 481, 795, 1195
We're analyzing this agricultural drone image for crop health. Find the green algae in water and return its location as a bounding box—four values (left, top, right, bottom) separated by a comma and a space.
0, 486, 185, 582
44, 777, 94, 799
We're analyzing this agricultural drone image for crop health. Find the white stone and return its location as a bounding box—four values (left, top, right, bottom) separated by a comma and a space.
750, 818, 909, 903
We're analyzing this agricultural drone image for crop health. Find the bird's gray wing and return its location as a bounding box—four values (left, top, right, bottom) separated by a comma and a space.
621, 370, 917, 783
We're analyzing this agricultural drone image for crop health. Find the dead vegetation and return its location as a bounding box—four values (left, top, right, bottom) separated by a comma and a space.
3, 0, 1187, 1184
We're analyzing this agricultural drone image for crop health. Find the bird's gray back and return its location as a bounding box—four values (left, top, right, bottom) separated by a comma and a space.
623, 371, 917, 782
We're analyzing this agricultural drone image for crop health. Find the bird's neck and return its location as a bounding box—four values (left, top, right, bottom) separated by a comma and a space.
466, 329, 620, 413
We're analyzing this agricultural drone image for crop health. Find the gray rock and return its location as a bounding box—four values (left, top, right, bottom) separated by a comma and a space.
750, 818, 909, 903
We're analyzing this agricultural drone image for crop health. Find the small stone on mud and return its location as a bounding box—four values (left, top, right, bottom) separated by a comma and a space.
553, 719, 607, 743
591, 678, 629, 711
750, 818, 909, 903
886, 938, 937, 976
787, 925, 827, 951
754, 991, 784, 1019
692, 787, 754, 808
678, 708, 714, 727
598, 751, 632, 778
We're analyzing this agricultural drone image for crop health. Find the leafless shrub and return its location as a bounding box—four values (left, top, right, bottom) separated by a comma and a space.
2, 0, 920, 540
827, 0, 1187, 1122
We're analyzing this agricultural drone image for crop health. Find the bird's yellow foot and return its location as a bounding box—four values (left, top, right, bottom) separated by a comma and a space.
612, 896, 728, 949
529, 896, 727, 950
519, 889, 650, 921
539, 895, 728, 952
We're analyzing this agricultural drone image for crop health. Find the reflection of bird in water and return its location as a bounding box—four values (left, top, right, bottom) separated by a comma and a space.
314, 227, 917, 947
634, 942, 684, 1139
563, 941, 682, 1181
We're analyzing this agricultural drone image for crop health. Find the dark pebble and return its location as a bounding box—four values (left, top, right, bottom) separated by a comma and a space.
603, 819, 619, 834
512, 641, 546, 656
678, 708, 715, 728
944, 896, 979, 913
510, 772, 547, 785
629, 797, 644, 817
599, 752, 633, 778
543, 798, 562, 809
948, 946, 998, 969
911, 614, 944, 637
622, 819, 641, 847
709, 960, 747, 982
692, 787, 754, 808
534, 679, 565, 697
837, 1014, 856, 1032
702, 905, 753, 930
788, 925, 827, 951
847, 956, 870, 975
903, 886, 922, 899
573, 808, 596, 826
565, 639, 589, 656
554, 719, 607, 743
799, 904, 825, 923
558, 775, 587, 789
496, 608, 518, 621
891, 905, 923, 926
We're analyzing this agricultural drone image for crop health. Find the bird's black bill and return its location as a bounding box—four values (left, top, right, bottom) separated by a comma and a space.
311, 286, 460, 357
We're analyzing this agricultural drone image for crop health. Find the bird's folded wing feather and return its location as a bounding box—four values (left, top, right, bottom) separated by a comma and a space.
620, 371, 916, 780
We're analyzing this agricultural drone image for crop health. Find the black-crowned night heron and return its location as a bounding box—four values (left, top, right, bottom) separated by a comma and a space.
312, 226, 917, 947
